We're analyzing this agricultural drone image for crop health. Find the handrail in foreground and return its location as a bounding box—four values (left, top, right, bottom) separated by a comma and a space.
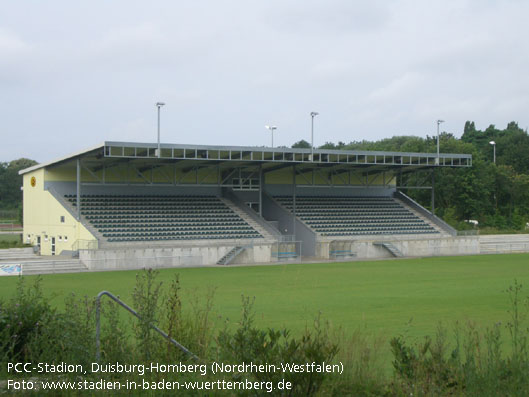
95, 290, 198, 362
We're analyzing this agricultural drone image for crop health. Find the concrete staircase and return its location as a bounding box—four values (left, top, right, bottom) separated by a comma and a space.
394, 198, 449, 237
220, 198, 276, 241
0, 248, 38, 261
373, 241, 403, 257
1, 248, 88, 275
394, 191, 457, 237
479, 234, 529, 254
22, 258, 88, 275
216, 246, 246, 265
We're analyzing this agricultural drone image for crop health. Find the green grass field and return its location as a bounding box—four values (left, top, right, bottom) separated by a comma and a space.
1, 253, 528, 342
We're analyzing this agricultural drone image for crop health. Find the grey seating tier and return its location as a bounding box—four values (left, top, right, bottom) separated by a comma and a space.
274, 195, 439, 237
65, 194, 263, 242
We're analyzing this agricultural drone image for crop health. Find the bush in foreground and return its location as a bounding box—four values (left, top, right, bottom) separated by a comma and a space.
2, 273, 529, 396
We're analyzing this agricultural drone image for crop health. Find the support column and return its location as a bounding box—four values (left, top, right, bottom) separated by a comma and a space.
259, 165, 263, 217
292, 165, 296, 237
76, 159, 81, 221
431, 170, 435, 214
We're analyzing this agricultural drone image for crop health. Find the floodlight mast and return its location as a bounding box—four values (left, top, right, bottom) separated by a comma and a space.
436, 119, 444, 165
489, 141, 496, 164
156, 102, 165, 158
310, 112, 319, 161
265, 125, 277, 148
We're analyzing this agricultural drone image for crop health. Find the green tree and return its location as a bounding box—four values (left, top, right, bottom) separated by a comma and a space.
291, 140, 311, 149
0, 158, 38, 210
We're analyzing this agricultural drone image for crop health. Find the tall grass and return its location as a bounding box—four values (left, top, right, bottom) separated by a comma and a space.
0, 234, 29, 249
2, 273, 529, 395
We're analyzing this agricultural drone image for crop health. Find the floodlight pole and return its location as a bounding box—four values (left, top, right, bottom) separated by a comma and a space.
310, 112, 318, 161
156, 102, 165, 158
265, 125, 277, 148
431, 171, 435, 215
76, 159, 80, 221
436, 119, 444, 165
494, 144, 496, 164
292, 164, 296, 238
489, 141, 497, 208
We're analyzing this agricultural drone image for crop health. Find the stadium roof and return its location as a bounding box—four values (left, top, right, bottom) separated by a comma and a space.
20, 141, 472, 175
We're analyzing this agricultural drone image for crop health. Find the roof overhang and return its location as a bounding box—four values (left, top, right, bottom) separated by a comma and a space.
19, 143, 105, 175
19, 141, 473, 175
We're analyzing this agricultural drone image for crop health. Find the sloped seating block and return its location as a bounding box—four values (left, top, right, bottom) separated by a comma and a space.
274, 195, 438, 236
66, 194, 263, 242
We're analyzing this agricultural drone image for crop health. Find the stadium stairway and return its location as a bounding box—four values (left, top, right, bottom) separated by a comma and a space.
373, 242, 403, 257
219, 198, 277, 241
21, 258, 88, 275
216, 246, 246, 265
0, 247, 38, 261
392, 198, 450, 237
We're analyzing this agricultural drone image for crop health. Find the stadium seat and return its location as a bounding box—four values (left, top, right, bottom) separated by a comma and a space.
67, 194, 263, 242
274, 195, 438, 237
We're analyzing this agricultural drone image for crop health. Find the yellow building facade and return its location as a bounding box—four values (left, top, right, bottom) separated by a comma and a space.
22, 168, 96, 256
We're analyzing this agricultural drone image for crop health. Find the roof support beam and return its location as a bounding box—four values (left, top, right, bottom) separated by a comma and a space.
76, 159, 81, 221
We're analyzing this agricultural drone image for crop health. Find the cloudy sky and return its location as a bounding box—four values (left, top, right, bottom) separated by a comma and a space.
1, 0, 528, 163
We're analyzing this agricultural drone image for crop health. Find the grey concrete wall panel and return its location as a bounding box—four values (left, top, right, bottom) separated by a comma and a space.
262, 193, 316, 256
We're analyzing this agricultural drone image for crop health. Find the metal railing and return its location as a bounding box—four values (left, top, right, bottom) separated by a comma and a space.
95, 290, 197, 362
395, 190, 457, 236
457, 230, 479, 236
271, 240, 302, 261
480, 241, 529, 254
277, 234, 296, 242
72, 239, 99, 251
329, 240, 356, 258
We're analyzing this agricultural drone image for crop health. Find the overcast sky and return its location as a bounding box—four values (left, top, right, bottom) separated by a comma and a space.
1, 0, 528, 163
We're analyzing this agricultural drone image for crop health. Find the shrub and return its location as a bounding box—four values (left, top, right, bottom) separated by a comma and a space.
216, 296, 339, 396
0, 277, 53, 366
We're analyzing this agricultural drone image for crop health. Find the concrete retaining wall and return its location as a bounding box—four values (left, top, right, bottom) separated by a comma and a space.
79, 235, 491, 271
317, 236, 480, 259
80, 243, 273, 271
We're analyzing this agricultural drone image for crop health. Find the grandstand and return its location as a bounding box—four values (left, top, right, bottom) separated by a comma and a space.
19, 141, 474, 270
